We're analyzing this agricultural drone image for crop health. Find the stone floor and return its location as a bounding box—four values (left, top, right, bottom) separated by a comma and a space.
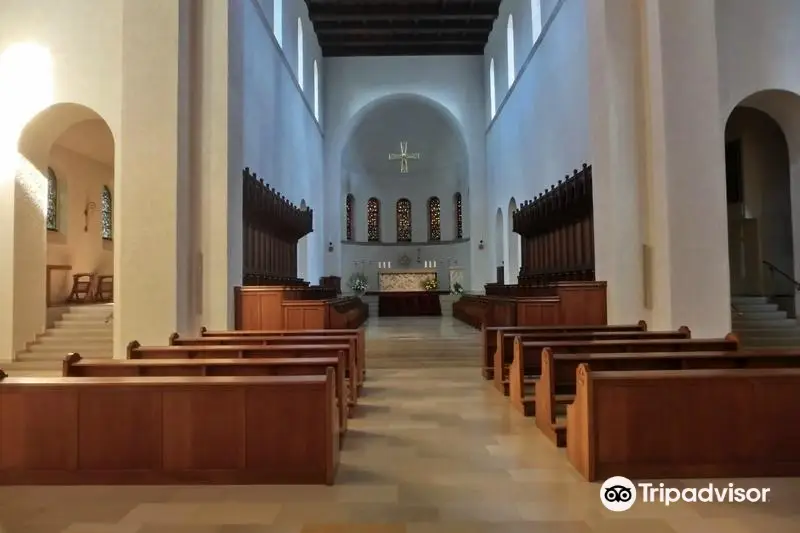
1, 316, 799, 532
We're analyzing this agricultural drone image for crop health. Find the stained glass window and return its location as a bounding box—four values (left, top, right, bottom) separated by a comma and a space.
396, 198, 411, 242
454, 192, 463, 239
101, 186, 113, 240
427, 196, 441, 241
46, 168, 58, 231
367, 197, 380, 242
345, 194, 354, 241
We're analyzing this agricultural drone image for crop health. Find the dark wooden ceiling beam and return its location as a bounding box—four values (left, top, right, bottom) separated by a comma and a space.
320, 39, 482, 47
323, 44, 485, 57
308, 4, 499, 22
315, 24, 491, 36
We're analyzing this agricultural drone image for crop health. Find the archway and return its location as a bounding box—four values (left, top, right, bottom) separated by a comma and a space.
298, 199, 309, 280
507, 197, 521, 283
724, 89, 800, 318
12, 102, 116, 356
494, 207, 504, 283
340, 94, 469, 287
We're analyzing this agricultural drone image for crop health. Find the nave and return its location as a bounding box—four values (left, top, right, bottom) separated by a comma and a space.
1, 317, 799, 533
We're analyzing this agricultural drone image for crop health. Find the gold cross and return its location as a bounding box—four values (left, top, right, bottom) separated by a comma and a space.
388, 141, 421, 173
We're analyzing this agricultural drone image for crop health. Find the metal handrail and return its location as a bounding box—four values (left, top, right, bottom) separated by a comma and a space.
762, 260, 800, 292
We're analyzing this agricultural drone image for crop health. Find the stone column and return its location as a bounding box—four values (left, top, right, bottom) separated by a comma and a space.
587, 0, 649, 325
641, 0, 731, 336
114, 0, 194, 357
198, 0, 243, 330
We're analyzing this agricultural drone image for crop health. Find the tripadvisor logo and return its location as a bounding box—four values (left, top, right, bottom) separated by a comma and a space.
600, 476, 770, 512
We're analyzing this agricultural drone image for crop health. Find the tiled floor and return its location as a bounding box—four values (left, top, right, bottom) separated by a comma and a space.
1, 316, 798, 532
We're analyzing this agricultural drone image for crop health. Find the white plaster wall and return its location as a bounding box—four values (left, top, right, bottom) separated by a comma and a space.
324, 56, 488, 290
0, 0, 123, 359
484, 0, 589, 281
715, 0, 800, 314
716, 0, 800, 118
235, 0, 325, 283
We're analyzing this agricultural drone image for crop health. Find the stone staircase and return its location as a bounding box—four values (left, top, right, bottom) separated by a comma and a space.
11, 304, 114, 374
731, 296, 800, 348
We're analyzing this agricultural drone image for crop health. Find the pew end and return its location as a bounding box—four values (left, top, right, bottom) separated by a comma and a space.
0, 369, 7, 380
678, 325, 691, 337
199, 326, 208, 335
566, 363, 593, 480
168, 332, 180, 345
126, 340, 141, 359
637, 320, 647, 331
62, 353, 82, 376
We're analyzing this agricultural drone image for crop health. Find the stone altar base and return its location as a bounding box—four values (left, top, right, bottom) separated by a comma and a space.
378, 292, 442, 317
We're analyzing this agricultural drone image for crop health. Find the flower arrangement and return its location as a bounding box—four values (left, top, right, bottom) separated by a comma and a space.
421, 277, 439, 292
451, 282, 464, 295
348, 272, 368, 294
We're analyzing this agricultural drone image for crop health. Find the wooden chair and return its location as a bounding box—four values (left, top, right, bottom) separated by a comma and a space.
66, 273, 96, 303
94, 275, 113, 302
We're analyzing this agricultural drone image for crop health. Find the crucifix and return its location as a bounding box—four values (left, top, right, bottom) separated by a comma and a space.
388, 141, 421, 173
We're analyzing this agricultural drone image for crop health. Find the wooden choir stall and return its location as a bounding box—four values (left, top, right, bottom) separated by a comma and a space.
515, 163, 594, 284
242, 167, 312, 287
237, 168, 368, 331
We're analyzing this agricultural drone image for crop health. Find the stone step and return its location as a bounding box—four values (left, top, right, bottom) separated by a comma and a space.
736, 329, 800, 339
739, 337, 800, 348
63, 304, 113, 314
54, 319, 110, 328
732, 303, 780, 312
43, 328, 112, 337
16, 351, 112, 362
29, 340, 112, 352
37, 330, 114, 345
731, 296, 769, 305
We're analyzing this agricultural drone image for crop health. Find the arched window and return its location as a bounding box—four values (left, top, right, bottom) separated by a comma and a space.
273, 0, 283, 47
101, 186, 113, 240
46, 167, 58, 231
507, 15, 516, 88
297, 18, 304, 90
396, 198, 412, 242
313, 60, 320, 121
454, 192, 463, 239
427, 197, 441, 242
345, 194, 354, 241
531, 0, 543, 44
367, 197, 380, 242
489, 58, 496, 119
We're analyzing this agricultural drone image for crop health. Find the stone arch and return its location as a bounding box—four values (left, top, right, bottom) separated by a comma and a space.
336, 93, 469, 176
494, 207, 505, 279
298, 199, 309, 280
723, 89, 800, 317
11, 101, 116, 354
507, 197, 520, 283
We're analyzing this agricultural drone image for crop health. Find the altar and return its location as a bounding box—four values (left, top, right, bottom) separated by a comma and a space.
378, 268, 438, 292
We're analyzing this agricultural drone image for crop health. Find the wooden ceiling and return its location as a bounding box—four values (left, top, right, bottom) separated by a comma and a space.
306, 0, 501, 57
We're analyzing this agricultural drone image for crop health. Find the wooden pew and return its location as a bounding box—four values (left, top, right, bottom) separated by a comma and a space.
199, 327, 366, 386
496, 327, 692, 395
171, 333, 360, 391
538, 347, 800, 447
0, 370, 339, 485
64, 353, 349, 438
127, 341, 358, 408
482, 321, 648, 380
567, 365, 800, 480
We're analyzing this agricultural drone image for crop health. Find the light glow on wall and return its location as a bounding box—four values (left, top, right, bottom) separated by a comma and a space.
0, 43, 53, 182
